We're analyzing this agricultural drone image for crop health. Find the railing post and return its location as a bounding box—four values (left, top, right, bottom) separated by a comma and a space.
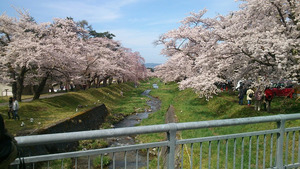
167, 123, 177, 169
276, 118, 285, 169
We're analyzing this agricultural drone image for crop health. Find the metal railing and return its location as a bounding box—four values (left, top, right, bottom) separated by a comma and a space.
12, 113, 300, 169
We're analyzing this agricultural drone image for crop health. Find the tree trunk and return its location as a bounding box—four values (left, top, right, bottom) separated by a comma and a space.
95, 76, 99, 88
108, 78, 113, 85
16, 66, 27, 102
91, 75, 98, 88
96, 76, 101, 88
11, 73, 17, 99
85, 73, 91, 89
33, 73, 49, 100
103, 77, 108, 87
9, 66, 17, 99
50, 86, 54, 93
65, 80, 70, 92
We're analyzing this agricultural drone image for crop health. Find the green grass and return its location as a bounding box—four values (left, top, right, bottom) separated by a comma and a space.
1, 78, 299, 168
93, 155, 111, 169
0, 96, 10, 103
0, 82, 152, 135
137, 79, 300, 168
39, 158, 72, 169
139, 79, 300, 129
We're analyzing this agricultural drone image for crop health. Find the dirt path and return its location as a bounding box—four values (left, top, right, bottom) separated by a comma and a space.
0, 93, 67, 106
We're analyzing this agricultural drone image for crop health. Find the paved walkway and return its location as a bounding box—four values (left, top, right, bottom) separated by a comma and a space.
0, 93, 67, 106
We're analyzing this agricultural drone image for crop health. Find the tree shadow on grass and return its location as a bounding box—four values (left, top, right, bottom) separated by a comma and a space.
40, 94, 87, 109
189, 97, 208, 106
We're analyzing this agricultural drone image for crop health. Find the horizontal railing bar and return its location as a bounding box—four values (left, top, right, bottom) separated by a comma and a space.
286, 127, 300, 132
175, 114, 296, 131
12, 141, 168, 164
285, 163, 300, 168
177, 129, 280, 145
16, 114, 300, 146
16, 124, 170, 146
10, 113, 300, 168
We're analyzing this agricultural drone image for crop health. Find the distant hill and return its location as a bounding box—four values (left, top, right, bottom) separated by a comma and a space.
145, 63, 161, 68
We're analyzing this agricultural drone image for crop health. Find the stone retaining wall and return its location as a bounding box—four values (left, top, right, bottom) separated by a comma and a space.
38, 104, 108, 134
21, 104, 109, 157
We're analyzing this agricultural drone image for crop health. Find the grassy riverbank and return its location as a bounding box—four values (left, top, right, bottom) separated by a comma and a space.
1, 78, 299, 168
140, 78, 300, 131
138, 78, 300, 168
0, 81, 152, 135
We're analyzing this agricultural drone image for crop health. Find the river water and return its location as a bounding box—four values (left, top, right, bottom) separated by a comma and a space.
113, 89, 160, 128
106, 88, 161, 168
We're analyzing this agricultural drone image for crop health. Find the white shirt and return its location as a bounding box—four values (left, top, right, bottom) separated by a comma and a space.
13, 100, 19, 111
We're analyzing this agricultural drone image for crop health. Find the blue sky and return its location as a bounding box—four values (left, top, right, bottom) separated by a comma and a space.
0, 0, 240, 64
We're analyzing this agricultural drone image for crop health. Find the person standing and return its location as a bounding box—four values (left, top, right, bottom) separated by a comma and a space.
264, 87, 274, 112
254, 88, 264, 111
246, 88, 255, 106
12, 98, 20, 120
7, 98, 13, 119
0, 114, 18, 169
238, 86, 246, 105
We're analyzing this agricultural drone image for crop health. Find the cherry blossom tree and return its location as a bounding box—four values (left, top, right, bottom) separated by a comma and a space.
1, 10, 148, 100
156, 0, 300, 99
29, 18, 88, 99
0, 10, 42, 101
121, 49, 147, 85
80, 37, 120, 88
96, 46, 147, 87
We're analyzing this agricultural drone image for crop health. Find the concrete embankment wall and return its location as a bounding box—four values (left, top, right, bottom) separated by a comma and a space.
21, 104, 109, 157
38, 104, 108, 134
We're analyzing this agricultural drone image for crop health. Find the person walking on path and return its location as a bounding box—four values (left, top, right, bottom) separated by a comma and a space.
254, 87, 264, 111
7, 98, 13, 119
12, 97, 20, 120
0, 114, 18, 169
264, 87, 274, 112
246, 88, 255, 106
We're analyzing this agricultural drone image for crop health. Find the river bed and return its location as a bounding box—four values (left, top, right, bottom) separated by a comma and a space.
106, 88, 161, 168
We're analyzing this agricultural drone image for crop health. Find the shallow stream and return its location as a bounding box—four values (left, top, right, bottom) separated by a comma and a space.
106, 88, 161, 168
